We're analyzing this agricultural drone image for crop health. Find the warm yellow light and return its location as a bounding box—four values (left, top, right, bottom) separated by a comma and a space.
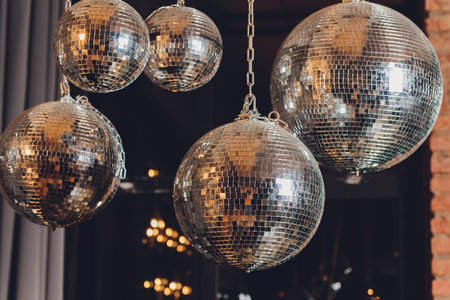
79, 33, 86, 41
154, 278, 162, 286
174, 291, 181, 298
172, 231, 179, 238
152, 228, 159, 236
150, 219, 158, 228
166, 228, 173, 237
175, 282, 182, 290
154, 285, 164, 292
146, 228, 153, 237
162, 278, 168, 285
148, 169, 160, 178
143, 281, 151, 289
141, 238, 148, 245
24, 149, 32, 155
177, 245, 185, 252
156, 235, 164, 243
182, 286, 192, 295
164, 287, 171, 296
367, 289, 374, 296
158, 220, 165, 229
179, 236, 186, 244
169, 282, 177, 290
167, 240, 174, 247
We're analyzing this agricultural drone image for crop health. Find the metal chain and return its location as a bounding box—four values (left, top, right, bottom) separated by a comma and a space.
59, 0, 73, 100
65, 0, 72, 10
60, 76, 71, 99
177, 0, 185, 5
243, 0, 257, 114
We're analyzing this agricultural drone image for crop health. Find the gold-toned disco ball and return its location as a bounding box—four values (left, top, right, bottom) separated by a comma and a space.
144, 5, 223, 92
271, 0, 443, 174
0, 97, 126, 228
173, 115, 325, 272
53, 0, 150, 93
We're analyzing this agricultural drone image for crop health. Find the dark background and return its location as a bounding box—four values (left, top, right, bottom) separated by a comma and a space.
64, 0, 431, 300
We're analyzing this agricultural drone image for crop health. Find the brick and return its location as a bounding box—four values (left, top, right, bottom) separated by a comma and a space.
432, 236, 450, 254
432, 257, 450, 276
429, 34, 449, 54
427, 15, 450, 33
432, 196, 450, 211
431, 175, 450, 194
431, 153, 450, 173
426, 0, 450, 12
433, 278, 450, 295
434, 115, 450, 131
430, 135, 450, 151
432, 217, 450, 234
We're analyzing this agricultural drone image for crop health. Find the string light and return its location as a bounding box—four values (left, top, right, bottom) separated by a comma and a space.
142, 278, 192, 297
143, 218, 192, 254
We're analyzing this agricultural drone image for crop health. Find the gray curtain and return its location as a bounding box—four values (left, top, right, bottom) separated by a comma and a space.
0, 1, 65, 300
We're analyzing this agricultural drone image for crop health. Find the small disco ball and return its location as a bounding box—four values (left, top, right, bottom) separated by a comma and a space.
173, 115, 325, 272
144, 4, 223, 92
271, 0, 443, 174
53, 0, 150, 93
0, 97, 126, 228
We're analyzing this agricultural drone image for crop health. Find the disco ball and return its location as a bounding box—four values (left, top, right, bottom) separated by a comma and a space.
144, 4, 223, 92
53, 0, 150, 93
0, 97, 126, 228
173, 115, 325, 272
271, 0, 443, 174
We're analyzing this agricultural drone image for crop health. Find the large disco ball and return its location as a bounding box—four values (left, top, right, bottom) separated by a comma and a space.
271, 0, 443, 174
173, 115, 325, 272
54, 0, 150, 93
0, 97, 126, 228
144, 5, 223, 92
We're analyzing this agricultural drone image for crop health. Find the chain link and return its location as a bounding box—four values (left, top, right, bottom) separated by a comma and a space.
177, 0, 185, 6
240, 0, 257, 115
65, 0, 72, 10
60, 76, 71, 98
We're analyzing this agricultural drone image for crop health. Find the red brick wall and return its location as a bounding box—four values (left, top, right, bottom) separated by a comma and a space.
427, 0, 450, 298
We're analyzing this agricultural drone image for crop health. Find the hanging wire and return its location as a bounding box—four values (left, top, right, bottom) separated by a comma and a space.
177, 0, 185, 6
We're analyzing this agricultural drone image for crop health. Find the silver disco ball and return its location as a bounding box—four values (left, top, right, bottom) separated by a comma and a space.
0, 97, 126, 228
144, 5, 223, 92
271, 0, 443, 174
173, 115, 325, 272
54, 0, 150, 93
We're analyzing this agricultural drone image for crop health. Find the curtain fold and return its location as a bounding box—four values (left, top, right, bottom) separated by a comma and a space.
0, 1, 64, 300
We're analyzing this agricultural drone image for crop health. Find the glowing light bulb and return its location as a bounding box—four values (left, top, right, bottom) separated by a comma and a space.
148, 169, 160, 178
146, 228, 153, 237
150, 219, 158, 228
158, 220, 165, 229
182, 286, 192, 295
